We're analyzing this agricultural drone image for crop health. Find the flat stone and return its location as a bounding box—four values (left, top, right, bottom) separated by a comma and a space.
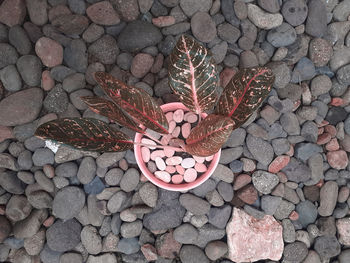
247, 4, 283, 29
305, 0, 327, 37
246, 134, 274, 166
0, 171, 24, 194
227, 208, 283, 262
52, 14, 89, 35
314, 236, 341, 259
0, 0, 26, 27
318, 181, 338, 217
86, 1, 120, 26
179, 0, 212, 17
52, 186, 85, 220
0, 43, 18, 69
281, 157, 311, 183
191, 12, 216, 43
281, 0, 308, 26
252, 170, 279, 194
13, 209, 48, 239
9, 25, 31, 55
35, 37, 63, 67
16, 55, 42, 86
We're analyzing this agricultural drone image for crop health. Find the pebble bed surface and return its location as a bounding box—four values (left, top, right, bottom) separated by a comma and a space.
0, 0, 350, 262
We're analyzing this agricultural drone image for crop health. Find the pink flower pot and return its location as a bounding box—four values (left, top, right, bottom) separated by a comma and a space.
134, 102, 221, 191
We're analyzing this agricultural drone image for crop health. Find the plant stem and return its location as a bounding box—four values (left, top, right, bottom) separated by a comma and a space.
134, 142, 184, 152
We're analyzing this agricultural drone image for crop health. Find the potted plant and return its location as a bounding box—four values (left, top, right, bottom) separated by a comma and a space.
35, 35, 274, 191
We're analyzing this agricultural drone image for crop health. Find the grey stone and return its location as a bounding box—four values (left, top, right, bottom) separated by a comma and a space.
180, 245, 209, 263
217, 181, 233, 202
55, 162, 78, 177
291, 57, 316, 83
179, 193, 211, 216
96, 152, 126, 168
120, 220, 143, 238
60, 253, 83, 263
281, 0, 308, 26
139, 182, 158, 208
13, 209, 48, 239
219, 147, 243, 164
326, 106, 348, 125
179, 0, 212, 17
53, 186, 85, 220
46, 219, 81, 252
282, 157, 311, 183
191, 12, 216, 43
77, 157, 96, 184
43, 84, 69, 113
117, 21, 162, 52
174, 223, 199, 244
314, 236, 341, 259
294, 143, 323, 162
16, 55, 42, 86
63, 39, 87, 73
87, 253, 117, 263
50, 66, 75, 82
62, 73, 86, 93
0, 171, 25, 194
88, 35, 119, 65
221, 0, 240, 27
208, 205, 231, 229
274, 200, 295, 220
107, 191, 127, 213
267, 23, 296, 47
40, 244, 61, 263
117, 238, 140, 255
282, 219, 296, 243
0, 43, 18, 69
339, 249, 350, 263
337, 64, 350, 85
296, 201, 318, 228
0, 65, 22, 92
120, 168, 139, 192
217, 23, 240, 44
283, 241, 308, 262
9, 25, 31, 55
305, 0, 327, 37
6, 195, 32, 221
246, 134, 274, 166
81, 225, 102, 255
318, 181, 338, 217
252, 171, 279, 195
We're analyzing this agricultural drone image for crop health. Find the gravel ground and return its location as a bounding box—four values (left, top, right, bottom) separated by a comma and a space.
0, 0, 350, 262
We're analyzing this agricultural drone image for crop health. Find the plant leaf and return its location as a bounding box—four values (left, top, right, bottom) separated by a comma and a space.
216, 67, 274, 128
81, 96, 145, 134
94, 72, 169, 134
185, 114, 234, 157
168, 35, 219, 115
35, 118, 133, 152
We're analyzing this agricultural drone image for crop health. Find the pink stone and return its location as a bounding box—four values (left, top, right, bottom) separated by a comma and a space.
241, 158, 256, 172
330, 97, 344, 106
155, 157, 166, 171
181, 123, 191, 138
140, 173, 148, 182
226, 208, 284, 262
171, 126, 181, 137
317, 132, 331, 145
150, 150, 165, 161
155, 230, 181, 259
0, 0, 26, 27
164, 148, 175, 158
165, 156, 182, 166
119, 159, 128, 171
336, 217, 350, 245
181, 158, 195, 168
168, 121, 176, 133
286, 145, 294, 157
324, 125, 337, 137
152, 16, 176, 27
172, 174, 183, 184
165, 112, 173, 122
165, 165, 176, 174
141, 244, 158, 261
155, 171, 171, 183
43, 216, 55, 227
161, 134, 172, 145
86, 1, 120, 26
0, 125, 13, 143
268, 155, 290, 174
176, 165, 185, 175
184, 168, 197, 183
233, 174, 252, 190
205, 155, 214, 161
220, 68, 236, 88
195, 162, 207, 173
325, 138, 339, 151
141, 138, 156, 149
193, 155, 205, 163
41, 70, 55, 91
327, 150, 349, 169
289, 211, 299, 221
131, 53, 155, 78
141, 147, 151, 162
185, 113, 198, 123
173, 109, 184, 123
318, 127, 324, 135
35, 37, 63, 67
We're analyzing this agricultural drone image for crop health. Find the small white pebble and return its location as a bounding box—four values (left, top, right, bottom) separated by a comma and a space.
173, 109, 184, 123
205, 155, 214, 161
165, 112, 173, 122
172, 174, 184, 184
172, 126, 181, 137
150, 150, 165, 160
141, 147, 150, 162
141, 138, 157, 150
181, 123, 191, 138
155, 171, 171, 183
168, 120, 176, 133
181, 158, 195, 168
155, 157, 166, 171
184, 168, 197, 183
166, 156, 183, 165
193, 155, 205, 163
186, 113, 198, 123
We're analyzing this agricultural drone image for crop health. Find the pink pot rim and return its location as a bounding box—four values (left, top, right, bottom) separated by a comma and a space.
134, 102, 221, 191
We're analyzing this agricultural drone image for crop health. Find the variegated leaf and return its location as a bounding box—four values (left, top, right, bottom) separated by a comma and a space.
81, 96, 145, 134
185, 114, 235, 157
168, 35, 219, 115
94, 72, 169, 134
35, 118, 133, 152
216, 67, 274, 128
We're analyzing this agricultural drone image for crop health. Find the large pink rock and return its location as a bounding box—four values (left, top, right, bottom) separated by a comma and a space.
35, 37, 63, 67
86, 1, 120, 26
327, 150, 349, 169
336, 217, 350, 245
226, 208, 284, 262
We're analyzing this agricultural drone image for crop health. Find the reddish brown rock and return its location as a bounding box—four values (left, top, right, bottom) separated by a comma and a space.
48, 4, 71, 22
336, 217, 350, 245
0, 0, 26, 27
141, 244, 158, 261
131, 53, 154, 78
268, 155, 290, 174
317, 132, 331, 145
0, 88, 43, 126
155, 230, 181, 259
0, 125, 13, 142
289, 211, 299, 221
41, 70, 55, 91
327, 150, 349, 169
152, 16, 176, 27
226, 208, 283, 262
220, 67, 236, 88
233, 174, 251, 190
324, 125, 337, 137
325, 138, 339, 151
35, 37, 63, 67
86, 1, 120, 26
236, 184, 258, 204
52, 14, 89, 35
330, 98, 344, 106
